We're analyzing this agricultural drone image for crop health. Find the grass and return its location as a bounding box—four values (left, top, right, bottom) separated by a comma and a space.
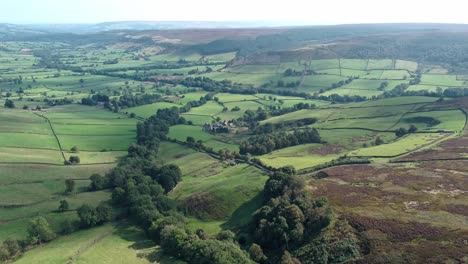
64, 151, 126, 164
185, 101, 223, 116
397, 110, 466, 132
349, 133, 446, 157
125, 102, 180, 119
157, 142, 219, 176
360, 96, 437, 107
259, 144, 342, 170
186, 218, 224, 236
0, 163, 115, 185
168, 125, 213, 142
0, 147, 64, 164
53, 124, 136, 136
340, 59, 368, 70
395, 60, 418, 71
420, 74, 465, 87
170, 164, 267, 220
0, 190, 111, 222
58, 134, 135, 151
0, 133, 59, 149
180, 114, 213, 125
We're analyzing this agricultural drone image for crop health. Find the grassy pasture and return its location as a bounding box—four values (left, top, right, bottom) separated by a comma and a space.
315, 116, 402, 131
0, 147, 63, 164
0, 212, 79, 241
360, 96, 437, 107
228, 64, 279, 74
64, 151, 126, 164
0, 133, 59, 149
125, 102, 179, 118
259, 144, 342, 170
308, 59, 340, 70
53, 124, 136, 136
171, 164, 267, 221
202, 71, 282, 85
406, 84, 441, 92
300, 75, 348, 89
180, 114, 213, 125
215, 93, 259, 102
395, 60, 418, 71
0, 163, 114, 185
321, 88, 383, 97
340, 59, 368, 70
349, 133, 445, 157
0, 180, 90, 206
58, 134, 135, 151
204, 52, 237, 62
420, 74, 465, 87
339, 69, 369, 77
0, 191, 111, 232
379, 70, 410, 79
168, 125, 213, 142
157, 142, 219, 176
397, 110, 466, 132
185, 101, 223, 116
367, 59, 394, 70
14, 223, 161, 264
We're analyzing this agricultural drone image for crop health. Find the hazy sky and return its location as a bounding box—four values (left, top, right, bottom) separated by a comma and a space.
1, 0, 467, 24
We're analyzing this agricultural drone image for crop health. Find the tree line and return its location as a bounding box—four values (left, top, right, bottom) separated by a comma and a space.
239, 128, 321, 155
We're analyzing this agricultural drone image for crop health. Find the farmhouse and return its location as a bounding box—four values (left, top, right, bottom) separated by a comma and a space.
203, 120, 235, 133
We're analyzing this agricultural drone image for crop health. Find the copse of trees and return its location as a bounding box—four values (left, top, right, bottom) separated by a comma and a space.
26, 217, 56, 245
4, 99, 15, 108
247, 167, 361, 262
395, 124, 418, 137
240, 128, 321, 155
77, 203, 112, 228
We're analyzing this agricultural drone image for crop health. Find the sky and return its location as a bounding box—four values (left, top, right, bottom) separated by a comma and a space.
1, 0, 467, 25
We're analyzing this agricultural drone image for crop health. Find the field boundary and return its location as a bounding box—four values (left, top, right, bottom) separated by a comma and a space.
33, 112, 66, 162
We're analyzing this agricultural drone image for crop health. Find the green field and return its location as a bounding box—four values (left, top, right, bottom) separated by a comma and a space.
349, 133, 446, 157
125, 102, 180, 118
14, 223, 179, 264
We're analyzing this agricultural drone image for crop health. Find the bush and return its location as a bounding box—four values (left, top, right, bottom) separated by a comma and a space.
70, 146, 79, 153
68, 156, 80, 164
27, 217, 56, 245
4, 99, 15, 108
58, 200, 69, 212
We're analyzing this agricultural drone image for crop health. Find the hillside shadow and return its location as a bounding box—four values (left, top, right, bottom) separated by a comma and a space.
222, 192, 263, 230
113, 221, 186, 263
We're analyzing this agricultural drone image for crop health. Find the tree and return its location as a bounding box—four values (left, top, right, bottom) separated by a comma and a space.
4, 99, 15, 108
89, 174, 106, 191
186, 136, 195, 145
375, 136, 384, 146
27, 217, 56, 245
61, 219, 75, 235
3, 238, 20, 258
77, 204, 97, 228
65, 179, 75, 193
408, 124, 418, 133
68, 156, 80, 164
216, 230, 235, 242
249, 243, 267, 263
95, 203, 112, 224
58, 200, 69, 212
0, 246, 9, 262
196, 229, 208, 240
395, 127, 408, 138
70, 146, 79, 153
